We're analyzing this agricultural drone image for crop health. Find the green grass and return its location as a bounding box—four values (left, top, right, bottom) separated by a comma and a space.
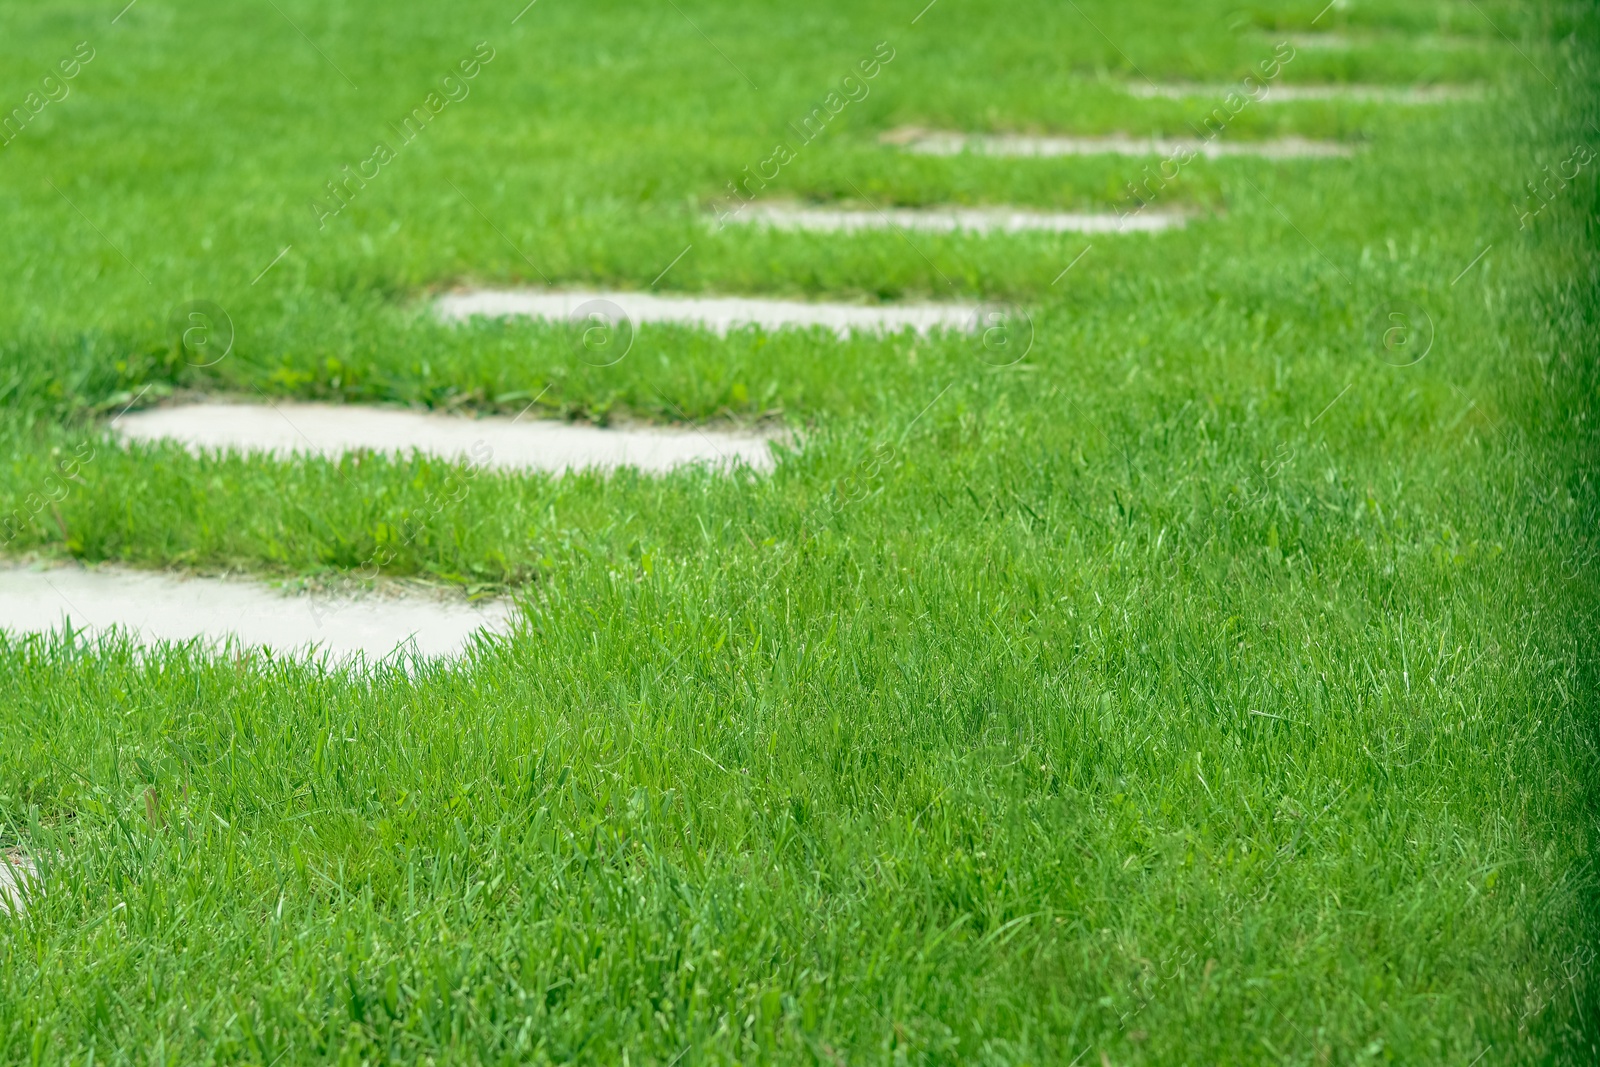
1, 0, 1597, 1062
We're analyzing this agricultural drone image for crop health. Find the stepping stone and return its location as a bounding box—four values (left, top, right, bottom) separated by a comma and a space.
883, 128, 1354, 159
1282, 33, 1355, 50
0, 852, 35, 918
1282, 33, 1486, 51
114, 402, 778, 474
724, 202, 1183, 233
1125, 83, 1479, 103
439, 288, 978, 337
0, 563, 512, 662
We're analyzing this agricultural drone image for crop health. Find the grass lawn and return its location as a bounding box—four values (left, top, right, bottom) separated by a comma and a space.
1, 0, 1597, 1062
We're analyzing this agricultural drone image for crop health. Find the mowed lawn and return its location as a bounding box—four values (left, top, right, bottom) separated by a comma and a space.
1, 0, 1597, 1062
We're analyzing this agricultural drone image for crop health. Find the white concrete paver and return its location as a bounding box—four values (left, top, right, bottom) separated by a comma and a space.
0, 563, 513, 662
439, 288, 979, 337
883, 129, 1355, 159
1124, 83, 1479, 103
724, 202, 1184, 233
0, 853, 35, 919
115, 402, 779, 474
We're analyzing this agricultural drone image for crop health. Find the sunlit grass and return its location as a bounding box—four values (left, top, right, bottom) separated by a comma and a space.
0, 0, 1595, 1062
